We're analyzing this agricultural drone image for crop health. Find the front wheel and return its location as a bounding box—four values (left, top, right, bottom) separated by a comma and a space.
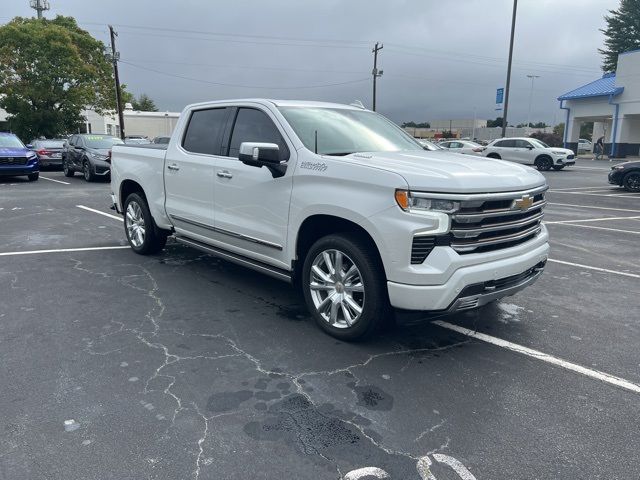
83, 160, 95, 182
302, 233, 389, 341
27, 172, 39, 181
123, 193, 168, 255
535, 156, 553, 171
63, 159, 74, 177
623, 172, 640, 192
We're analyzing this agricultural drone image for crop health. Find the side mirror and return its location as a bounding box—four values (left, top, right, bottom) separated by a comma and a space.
527, 145, 534, 150
239, 142, 287, 178
26, 144, 33, 149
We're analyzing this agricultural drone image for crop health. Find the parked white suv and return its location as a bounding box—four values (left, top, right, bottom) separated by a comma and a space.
483, 137, 575, 171
111, 100, 549, 340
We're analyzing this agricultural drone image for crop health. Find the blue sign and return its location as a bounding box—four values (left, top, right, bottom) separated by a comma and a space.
496, 88, 504, 104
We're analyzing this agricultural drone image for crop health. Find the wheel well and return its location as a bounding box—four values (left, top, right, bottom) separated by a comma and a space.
294, 215, 384, 280
487, 152, 501, 159
120, 179, 146, 205
535, 154, 552, 164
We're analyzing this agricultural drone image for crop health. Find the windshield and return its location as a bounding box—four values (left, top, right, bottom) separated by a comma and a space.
530, 139, 549, 148
278, 107, 423, 155
0, 135, 25, 149
84, 136, 124, 149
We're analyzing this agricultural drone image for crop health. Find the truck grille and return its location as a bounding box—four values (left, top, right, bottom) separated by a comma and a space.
0, 157, 27, 166
449, 188, 546, 254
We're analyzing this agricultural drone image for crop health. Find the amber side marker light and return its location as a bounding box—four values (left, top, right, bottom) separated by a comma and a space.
395, 190, 410, 210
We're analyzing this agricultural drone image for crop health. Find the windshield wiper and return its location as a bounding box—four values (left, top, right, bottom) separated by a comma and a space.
324, 152, 355, 156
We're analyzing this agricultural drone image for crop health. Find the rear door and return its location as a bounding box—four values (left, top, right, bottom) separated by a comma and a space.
164, 107, 230, 241
211, 106, 294, 269
496, 139, 519, 161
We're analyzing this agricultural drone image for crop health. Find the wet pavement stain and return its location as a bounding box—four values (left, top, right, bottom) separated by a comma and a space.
243, 394, 414, 475
353, 385, 394, 411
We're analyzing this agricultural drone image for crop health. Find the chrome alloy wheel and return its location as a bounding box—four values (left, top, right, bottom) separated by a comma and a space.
309, 249, 365, 328
125, 201, 146, 248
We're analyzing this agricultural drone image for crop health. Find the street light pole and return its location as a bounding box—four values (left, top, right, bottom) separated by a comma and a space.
372, 42, 383, 111
526, 74, 540, 133
109, 25, 126, 140
501, 0, 518, 138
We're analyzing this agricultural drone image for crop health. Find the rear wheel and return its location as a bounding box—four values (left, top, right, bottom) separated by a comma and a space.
83, 160, 95, 182
27, 172, 39, 182
63, 159, 74, 177
535, 156, 553, 171
302, 233, 389, 341
552, 165, 565, 171
623, 172, 640, 192
487, 153, 501, 159
124, 193, 168, 255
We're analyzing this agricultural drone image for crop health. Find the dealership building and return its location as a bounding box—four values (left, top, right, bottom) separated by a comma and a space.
559, 49, 640, 158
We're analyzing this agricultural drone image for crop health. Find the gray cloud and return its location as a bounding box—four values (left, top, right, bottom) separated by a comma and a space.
3, 0, 619, 124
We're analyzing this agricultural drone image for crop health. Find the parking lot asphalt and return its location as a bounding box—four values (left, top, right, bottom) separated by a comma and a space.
1, 159, 639, 480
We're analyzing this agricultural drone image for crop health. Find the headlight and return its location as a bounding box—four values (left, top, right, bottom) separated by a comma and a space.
88, 151, 108, 161
612, 165, 625, 170
551, 150, 566, 155
395, 190, 460, 213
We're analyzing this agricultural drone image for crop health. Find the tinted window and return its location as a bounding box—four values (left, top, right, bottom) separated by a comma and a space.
182, 108, 228, 155
515, 139, 532, 148
228, 108, 289, 160
497, 139, 516, 148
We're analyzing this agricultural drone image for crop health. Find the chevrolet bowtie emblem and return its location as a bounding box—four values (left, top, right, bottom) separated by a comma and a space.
513, 195, 533, 210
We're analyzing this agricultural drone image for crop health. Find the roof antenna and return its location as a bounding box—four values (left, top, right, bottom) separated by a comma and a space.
350, 100, 365, 109
314, 130, 318, 154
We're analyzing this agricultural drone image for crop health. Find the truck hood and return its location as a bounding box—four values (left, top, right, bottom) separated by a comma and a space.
337, 150, 546, 193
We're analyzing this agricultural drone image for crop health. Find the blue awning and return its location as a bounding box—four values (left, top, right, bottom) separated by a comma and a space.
558, 73, 624, 101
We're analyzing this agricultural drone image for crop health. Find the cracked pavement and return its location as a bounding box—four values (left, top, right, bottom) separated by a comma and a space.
1, 168, 639, 479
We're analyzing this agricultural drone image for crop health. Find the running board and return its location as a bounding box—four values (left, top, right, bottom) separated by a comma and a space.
175, 236, 292, 283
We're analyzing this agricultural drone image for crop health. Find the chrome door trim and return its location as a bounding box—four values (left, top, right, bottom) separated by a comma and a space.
169, 214, 283, 251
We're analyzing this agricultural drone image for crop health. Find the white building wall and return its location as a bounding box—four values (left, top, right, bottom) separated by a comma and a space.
123, 111, 180, 139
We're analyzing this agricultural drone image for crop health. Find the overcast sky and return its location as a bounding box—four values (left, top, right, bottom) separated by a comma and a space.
3, 0, 619, 125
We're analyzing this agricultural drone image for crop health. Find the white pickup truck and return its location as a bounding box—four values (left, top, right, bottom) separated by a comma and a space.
111, 99, 549, 340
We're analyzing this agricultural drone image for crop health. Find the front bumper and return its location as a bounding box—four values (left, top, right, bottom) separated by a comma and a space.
608, 170, 624, 185
0, 164, 39, 176
110, 193, 121, 213
387, 236, 549, 311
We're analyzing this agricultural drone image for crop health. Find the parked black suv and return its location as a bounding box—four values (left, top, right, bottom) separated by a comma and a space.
63, 134, 124, 181
609, 161, 640, 192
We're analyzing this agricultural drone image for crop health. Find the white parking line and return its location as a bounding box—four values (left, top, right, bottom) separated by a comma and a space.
548, 258, 640, 278
433, 320, 640, 395
550, 186, 614, 191
545, 215, 640, 224
547, 223, 640, 235
40, 176, 70, 185
550, 191, 640, 199
547, 203, 640, 213
76, 205, 123, 222
0, 246, 129, 257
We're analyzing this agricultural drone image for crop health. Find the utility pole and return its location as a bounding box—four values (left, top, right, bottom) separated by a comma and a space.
501, 0, 518, 138
30, 0, 50, 19
525, 74, 540, 133
109, 25, 126, 140
372, 42, 384, 111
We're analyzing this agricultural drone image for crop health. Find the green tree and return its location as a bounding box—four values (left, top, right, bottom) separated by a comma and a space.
401, 121, 430, 128
132, 93, 159, 112
0, 16, 115, 140
599, 0, 640, 72
487, 117, 503, 128
553, 123, 565, 137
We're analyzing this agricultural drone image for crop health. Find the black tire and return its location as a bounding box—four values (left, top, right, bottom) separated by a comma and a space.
63, 159, 74, 177
623, 172, 640, 192
123, 193, 168, 255
535, 155, 553, 171
301, 233, 390, 341
552, 165, 565, 171
27, 172, 39, 182
487, 153, 501, 159
83, 160, 95, 182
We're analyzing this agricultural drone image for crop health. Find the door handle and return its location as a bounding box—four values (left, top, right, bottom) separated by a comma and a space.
216, 170, 233, 179
167, 164, 180, 171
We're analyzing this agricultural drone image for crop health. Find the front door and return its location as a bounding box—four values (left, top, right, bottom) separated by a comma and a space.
164, 107, 230, 241
212, 106, 294, 269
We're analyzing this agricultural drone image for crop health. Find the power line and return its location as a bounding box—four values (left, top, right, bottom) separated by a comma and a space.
118, 60, 370, 90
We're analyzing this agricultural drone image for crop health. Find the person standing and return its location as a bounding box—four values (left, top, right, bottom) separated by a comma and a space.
594, 136, 605, 160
